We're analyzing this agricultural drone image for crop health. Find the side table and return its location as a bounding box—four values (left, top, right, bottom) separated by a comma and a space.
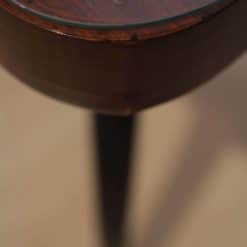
0, 1, 245, 247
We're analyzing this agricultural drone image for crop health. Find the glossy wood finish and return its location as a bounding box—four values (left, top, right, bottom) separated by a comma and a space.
0, 0, 245, 114
9, 0, 230, 25
0, 2, 245, 247
0, 0, 235, 41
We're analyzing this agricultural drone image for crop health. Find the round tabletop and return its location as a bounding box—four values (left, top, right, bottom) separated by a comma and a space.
0, 0, 235, 41
0, 0, 243, 114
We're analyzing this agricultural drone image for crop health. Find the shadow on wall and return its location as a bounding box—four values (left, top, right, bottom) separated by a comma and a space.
135, 1, 247, 247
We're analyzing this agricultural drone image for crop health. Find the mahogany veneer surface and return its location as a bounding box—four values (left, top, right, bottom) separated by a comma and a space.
6, 0, 233, 25
0, 0, 245, 115
0, 0, 235, 40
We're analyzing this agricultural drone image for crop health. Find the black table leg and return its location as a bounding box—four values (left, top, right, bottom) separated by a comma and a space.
94, 114, 136, 247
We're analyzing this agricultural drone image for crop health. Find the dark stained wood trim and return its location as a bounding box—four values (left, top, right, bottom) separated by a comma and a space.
0, 0, 236, 42
0, 0, 244, 114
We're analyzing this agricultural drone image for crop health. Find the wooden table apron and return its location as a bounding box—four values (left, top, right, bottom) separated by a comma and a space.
0, 0, 245, 114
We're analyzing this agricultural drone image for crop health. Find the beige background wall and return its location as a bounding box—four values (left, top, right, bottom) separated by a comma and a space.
1, 51, 247, 247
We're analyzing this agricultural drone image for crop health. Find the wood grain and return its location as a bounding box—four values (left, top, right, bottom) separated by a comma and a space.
0, 0, 244, 114
0, 0, 235, 41
7, 0, 233, 25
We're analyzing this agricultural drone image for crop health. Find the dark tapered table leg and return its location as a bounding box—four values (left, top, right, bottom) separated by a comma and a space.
94, 114, 136, 247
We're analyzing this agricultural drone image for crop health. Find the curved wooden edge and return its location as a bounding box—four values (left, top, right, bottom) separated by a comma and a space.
0, 0, 236, 42
0, 0, 245, 115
